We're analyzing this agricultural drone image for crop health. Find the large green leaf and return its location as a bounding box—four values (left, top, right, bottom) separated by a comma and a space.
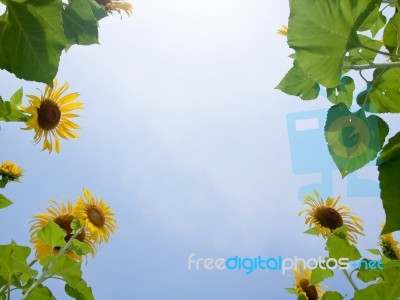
356, 258, 382, 283
62, 0, 105, 49
37, 220, 67, 250
0, 241, 32, 284
383, 13, 400, 61
345, 35, 382, 67
287, 0, 380, 87
326, 76, 355, 107
378, 132, 400, 234
322, 291, 343, 300
309, 265, 334, 285
65, 279, 94, 300
354, 267, 400, 300
325, 235, 361, 261
71, 240, 92, 256
358, 5, 386, 37
325, 104, 389, 177
357, 68, 400, 113
275, 60, 320, 100
25, 285, 56, 300
41, 255, 82, 287
0, 0, 66, 85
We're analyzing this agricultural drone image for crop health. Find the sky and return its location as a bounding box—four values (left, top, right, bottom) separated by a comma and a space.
1, 0, 400, 299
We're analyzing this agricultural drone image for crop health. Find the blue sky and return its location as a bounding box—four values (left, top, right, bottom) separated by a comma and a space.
1, 0, 400, 299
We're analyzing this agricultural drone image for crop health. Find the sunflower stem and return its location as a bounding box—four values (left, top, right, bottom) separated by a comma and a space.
342, 269, 359, 291
21, 226, 84, 300
344, 61, 400, 70
28, 259, 37, 267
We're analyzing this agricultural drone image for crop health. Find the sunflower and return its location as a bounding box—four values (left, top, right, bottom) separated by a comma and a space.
74, 189, 117, 244
299, 190, 364, 244
293, 262, 324, 300
30, 200, 96, 261
276, 25, 288, 36
0, 161, 23, 180
380, 224, 400, 260
96, 0, 132, 16
21, 79, 83, 154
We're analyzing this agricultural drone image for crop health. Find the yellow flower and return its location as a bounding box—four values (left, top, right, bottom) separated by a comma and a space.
21, 79, 83, 154
30, 200, 96, 261
96, 0, 132, 16
74, 189, 117, 244
277, 25, 288, 36
293, 262, 324, 300
0, 161, 23, 180
299, 190, 364, 244
380, 224, 400, 260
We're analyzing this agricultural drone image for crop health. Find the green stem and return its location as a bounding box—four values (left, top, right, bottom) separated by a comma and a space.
345, 61, 400, 70
342, 269, 359, 291
28, 259, 37, 268
21, 226, 84, 300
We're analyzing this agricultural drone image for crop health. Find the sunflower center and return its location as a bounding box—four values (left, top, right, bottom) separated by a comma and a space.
87, 205, 105, 227
53, 214, 85, 244
299, 279, 318, 300
315, 206, 343, 230
37, 99, 61, 130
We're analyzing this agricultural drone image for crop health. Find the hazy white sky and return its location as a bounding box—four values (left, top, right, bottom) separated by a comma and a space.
1, 1, 399, 299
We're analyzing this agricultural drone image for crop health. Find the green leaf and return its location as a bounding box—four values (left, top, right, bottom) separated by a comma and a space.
276, 60, 320, 100
297, 295, 307, 300
70, 218, 81, 234
309, 265, 334, 285
25, 285, 56, 300
377, 132, 400, 234
65, 279, 94, 300
356, 258, 381, 283
358, 5, 380, 32
357, 68, 400, 113
367, 249, 381, 255
71, 240, 92, 256
41, 255, 82, 287
325, 235, 361, 261
325, 104, 389, 177
354, 267, 400, 300
358, 6, 386, 37
383, 13, 400, 61
0, 96, 29, 122
287, 0, 380, 87
86, 0, 108, 21
0, 241, 32, 284
303, 227, 318, 235
332, 225, 348, 240
0, 0, 66, 85
9, 88, 23, 106
62, 0, 101, 49
284, 288, 297, 294
326, 76, 355, 107
37, 220, 67, 250
322, 291, 343, 300
358, 5, 386, 37
346, 35, 382, 66
0, 194, 13, 209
